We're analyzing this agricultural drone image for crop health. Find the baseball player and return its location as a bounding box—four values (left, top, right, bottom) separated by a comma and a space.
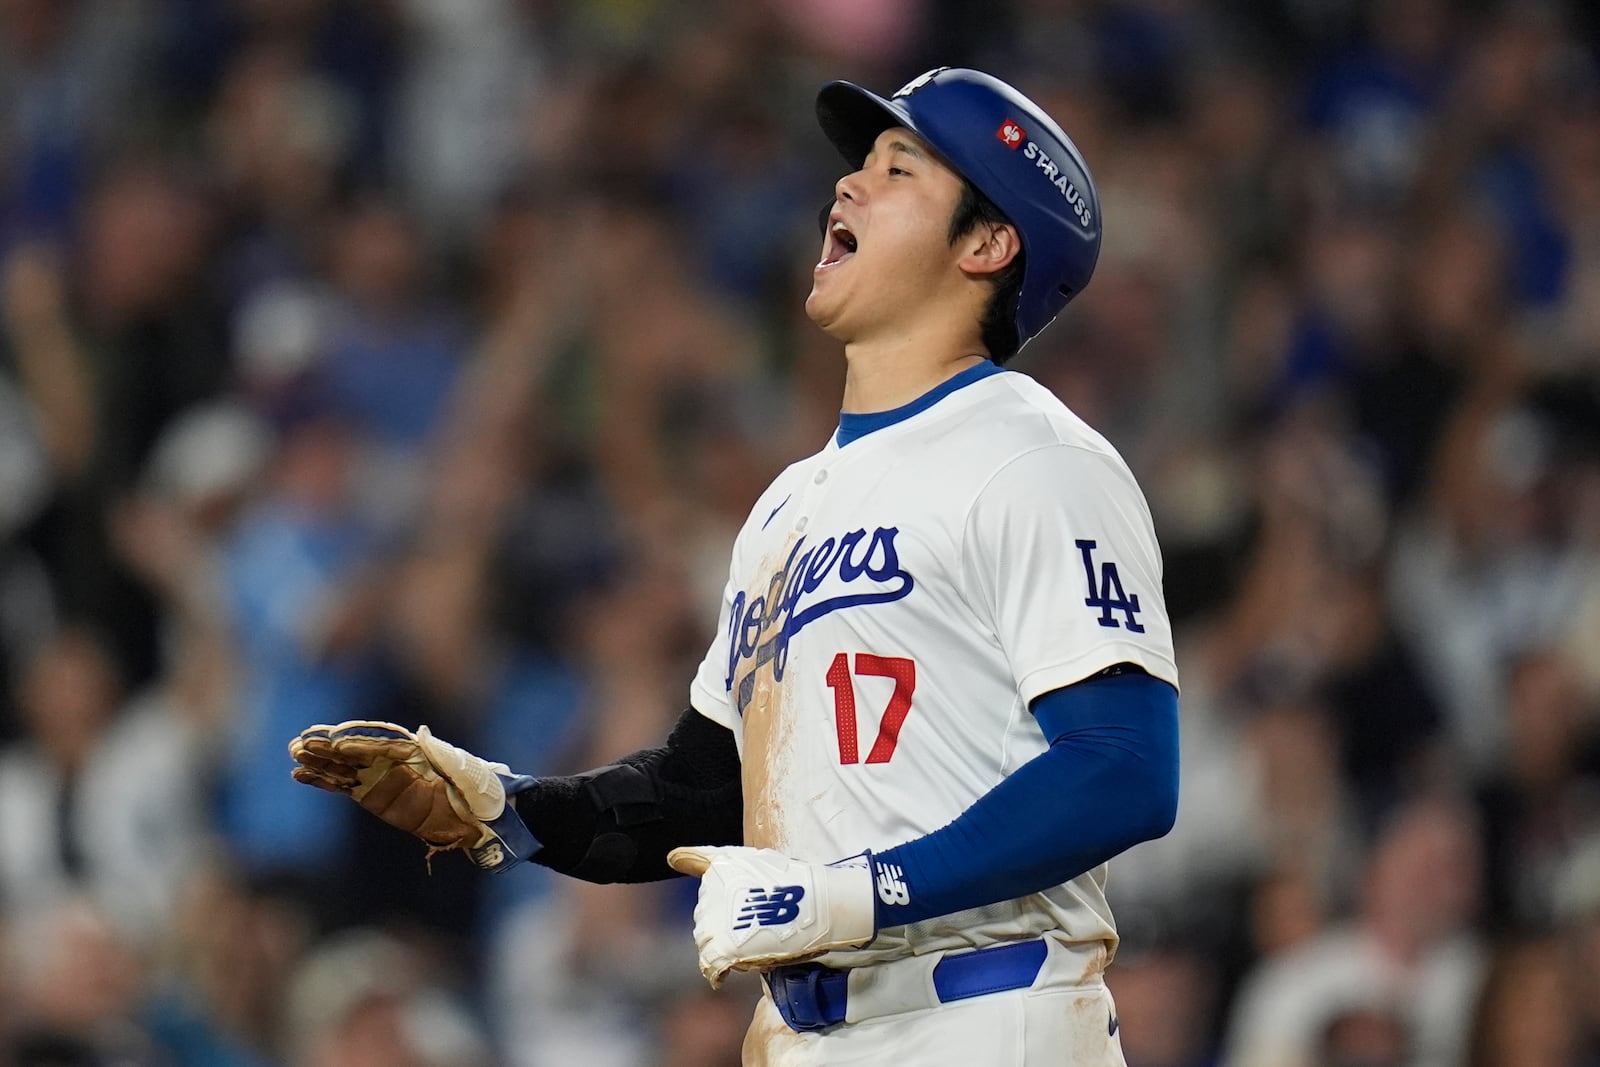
290, 67, 1180, 1065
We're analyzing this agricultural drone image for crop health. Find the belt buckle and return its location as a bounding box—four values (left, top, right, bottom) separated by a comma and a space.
768, 963, 838, 1033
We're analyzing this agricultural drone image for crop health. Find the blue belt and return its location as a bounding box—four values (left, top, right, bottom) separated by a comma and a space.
765, 938, 1050, 1033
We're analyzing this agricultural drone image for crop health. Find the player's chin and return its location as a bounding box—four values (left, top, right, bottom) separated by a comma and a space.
803, 285, 834, 327
803, 291, 851, 339
805, 265, 852, 321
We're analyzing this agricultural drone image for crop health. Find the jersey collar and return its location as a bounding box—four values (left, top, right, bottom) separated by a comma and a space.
835, 360, 1005, 447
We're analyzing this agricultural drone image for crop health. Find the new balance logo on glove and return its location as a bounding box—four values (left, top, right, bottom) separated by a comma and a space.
666, 845, 878, 988
875, 860, 910, 906
735, 885, 807, 929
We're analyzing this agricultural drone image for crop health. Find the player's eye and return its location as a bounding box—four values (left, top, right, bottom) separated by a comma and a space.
887, 166, 909, 177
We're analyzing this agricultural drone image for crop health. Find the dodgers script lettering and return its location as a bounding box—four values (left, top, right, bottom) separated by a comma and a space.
725, 527, 915, 714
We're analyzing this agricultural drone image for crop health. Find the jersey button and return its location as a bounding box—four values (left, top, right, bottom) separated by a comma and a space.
814, 470, 828, 484
797, 517, 808, 532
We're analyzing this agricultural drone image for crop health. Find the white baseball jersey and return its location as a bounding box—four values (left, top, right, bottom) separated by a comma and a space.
689, 365, 1177, 967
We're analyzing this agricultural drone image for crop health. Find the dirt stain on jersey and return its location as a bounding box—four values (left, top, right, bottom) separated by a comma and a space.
743, 992, 808, 1066
734, 535, 802, 852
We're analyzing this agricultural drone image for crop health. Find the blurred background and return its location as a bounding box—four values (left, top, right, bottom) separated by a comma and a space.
1, 0, 1598, 1064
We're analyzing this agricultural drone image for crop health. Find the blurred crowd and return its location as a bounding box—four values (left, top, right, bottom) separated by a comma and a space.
0, 0, 1598, 1065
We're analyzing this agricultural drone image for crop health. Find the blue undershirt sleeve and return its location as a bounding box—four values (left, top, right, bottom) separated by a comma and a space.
868, 670, 1179, 929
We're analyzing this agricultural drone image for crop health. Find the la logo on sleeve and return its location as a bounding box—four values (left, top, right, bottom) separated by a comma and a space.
1075, 539, 1143, 633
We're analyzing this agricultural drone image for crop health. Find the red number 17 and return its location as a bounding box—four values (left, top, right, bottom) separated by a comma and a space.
825, 653, 917, 764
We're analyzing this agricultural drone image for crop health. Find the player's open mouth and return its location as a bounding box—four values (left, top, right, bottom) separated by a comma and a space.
818, 220, 858, 270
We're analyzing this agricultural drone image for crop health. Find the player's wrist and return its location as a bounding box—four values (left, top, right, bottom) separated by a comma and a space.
856, 847, 917, 930
822, 852, 880, 946
468, 772, 542, 873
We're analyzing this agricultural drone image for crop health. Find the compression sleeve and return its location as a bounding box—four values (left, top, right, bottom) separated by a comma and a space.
869, 670, 1178, 929
511, 707, 743, 883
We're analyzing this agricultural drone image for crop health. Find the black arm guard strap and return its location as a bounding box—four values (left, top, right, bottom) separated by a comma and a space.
512, 707, 743, 883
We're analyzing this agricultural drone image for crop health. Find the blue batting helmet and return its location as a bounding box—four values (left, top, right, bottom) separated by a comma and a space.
816, 67, 1101, 350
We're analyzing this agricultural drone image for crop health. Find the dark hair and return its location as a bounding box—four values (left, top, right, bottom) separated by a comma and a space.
948, 180, 1026, 363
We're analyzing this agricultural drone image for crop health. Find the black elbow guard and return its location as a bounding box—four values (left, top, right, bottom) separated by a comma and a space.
567, 762, 664, 882
515, 709, 743, 883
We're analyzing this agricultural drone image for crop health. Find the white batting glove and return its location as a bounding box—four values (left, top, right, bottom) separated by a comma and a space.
666, 845, 877, 988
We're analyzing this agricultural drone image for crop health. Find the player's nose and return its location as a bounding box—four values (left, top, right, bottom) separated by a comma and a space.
834, 170, 863, 205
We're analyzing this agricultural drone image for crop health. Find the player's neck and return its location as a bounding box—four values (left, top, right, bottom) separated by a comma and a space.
839, 332, 988, 415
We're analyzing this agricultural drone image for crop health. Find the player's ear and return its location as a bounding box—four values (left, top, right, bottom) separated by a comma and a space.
957, 222, 1021, 280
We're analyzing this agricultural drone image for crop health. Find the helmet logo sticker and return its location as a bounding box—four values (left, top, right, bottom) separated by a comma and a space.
1021, 141, 1094, 229
997, 120, 1027, 149
893, 67, 948, 99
